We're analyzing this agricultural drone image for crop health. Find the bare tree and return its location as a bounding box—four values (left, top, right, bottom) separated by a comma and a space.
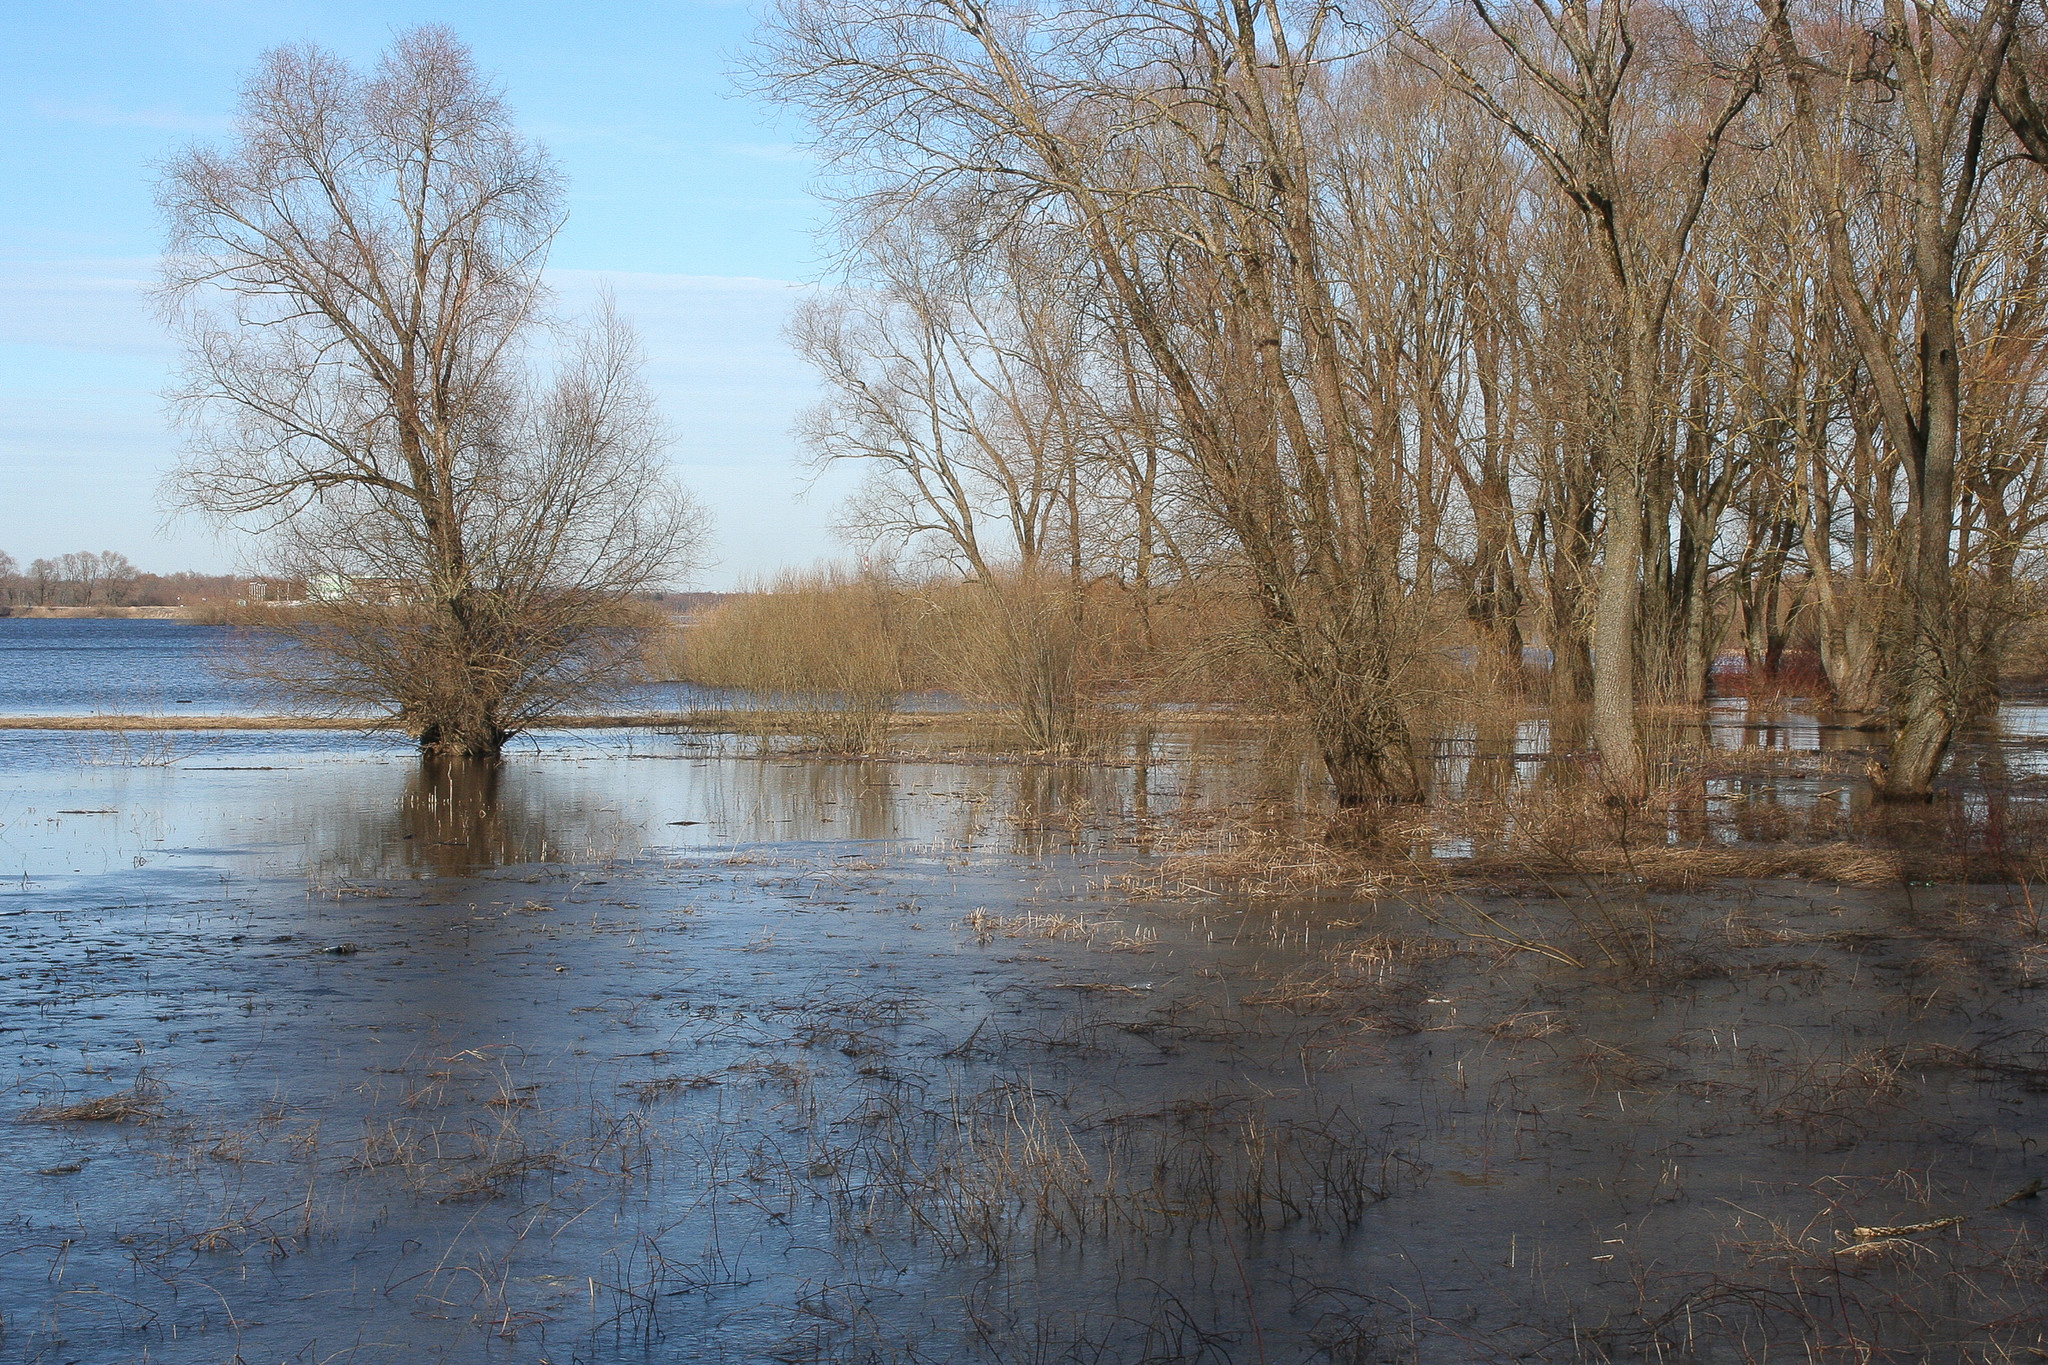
792, 205, 1087, 583
57, 552, 103, 605
759, 0, 1441, 809
156, 28, 705, 756
790, 200, 1112, 749
1762, 0, 2016, 797
1995, 0, 2048, 160
97, 552, 140, 606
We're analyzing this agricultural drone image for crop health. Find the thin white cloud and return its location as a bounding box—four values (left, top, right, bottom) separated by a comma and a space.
0, 263, 843, 585
541, 269, 837, 585
725, 141, 815, 164
0, 257, 167, 359
33, 100, 232, 134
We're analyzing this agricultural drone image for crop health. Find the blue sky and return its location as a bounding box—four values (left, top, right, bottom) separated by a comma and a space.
0, 1, 853, 587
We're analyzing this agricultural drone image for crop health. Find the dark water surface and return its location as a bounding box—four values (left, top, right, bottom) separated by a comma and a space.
1, 646, 2045, 1361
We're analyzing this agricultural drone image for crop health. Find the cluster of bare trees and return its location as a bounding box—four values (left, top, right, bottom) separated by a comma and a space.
755, 0, 2048, 804
0, 551, 142, 607
158, 29, 707, 757
0, 555, 289, 610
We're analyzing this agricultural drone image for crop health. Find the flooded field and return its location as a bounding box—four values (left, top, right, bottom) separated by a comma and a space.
1, 710, 2046, 1362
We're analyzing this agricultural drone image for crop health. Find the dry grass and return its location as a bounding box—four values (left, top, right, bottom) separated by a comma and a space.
1112, 818, 1415, 900
1238, 932, 1465, 1032
1108, 767, 1946, 902
21, 1078, 164, 1124
676, 565, 911, 753
1471, 838, 1904, 888
671, 564, 1290, 756
826, 1076, 1417, 1261
960, 907, 1109, 941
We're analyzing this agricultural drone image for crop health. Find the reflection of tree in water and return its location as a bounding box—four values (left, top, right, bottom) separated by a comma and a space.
794, 760, 898, 842
1008, 730, 1285, 853
1008, 763, 1095, 850
304, 759, 560, 881
685, 758, 903, 844
396, 760, 538, 874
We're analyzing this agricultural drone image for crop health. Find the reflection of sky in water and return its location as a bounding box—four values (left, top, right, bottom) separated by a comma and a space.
0, 727, 1235, 887
1706, 699, 1826, 751
6, 687, 2048, 886
2000, 703, 2048, 738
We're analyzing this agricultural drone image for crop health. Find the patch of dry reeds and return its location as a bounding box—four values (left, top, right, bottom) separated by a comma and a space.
960, 907, 1105, 940
673, 564, 1293, 757
1476, 838, 1903, 889
1111, 752, 1927, 905
1111, 815, 1416, 900
917, 571, 1096, 753
825, 1075, 1417, 1261
681, 565, 911, 753
21, 1075, 165, 1124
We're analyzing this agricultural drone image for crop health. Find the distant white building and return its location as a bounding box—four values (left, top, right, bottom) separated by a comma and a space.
306, 574, 409, 605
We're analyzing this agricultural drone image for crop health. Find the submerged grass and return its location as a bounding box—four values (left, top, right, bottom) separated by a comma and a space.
9, 704, 2048, 1361
9, 859, 2048, 1362
1110, 756, 2038, 906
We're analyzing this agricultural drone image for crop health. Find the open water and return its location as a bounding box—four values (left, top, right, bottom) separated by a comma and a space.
0, 619, 257, 716
0, 618, 692, 718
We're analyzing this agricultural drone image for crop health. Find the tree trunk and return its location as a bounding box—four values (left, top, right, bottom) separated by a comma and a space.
1543, 484, 1598, 710
1878, 306, 1966, 799
411, 594, 512, 759
417, 717, 510, 761
1676, 534, 1716, 706
1591, 449, 1647, 794
1824, 609, 1887, 718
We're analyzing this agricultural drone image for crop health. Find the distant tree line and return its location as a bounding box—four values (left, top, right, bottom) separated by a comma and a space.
0, 549, 263, 609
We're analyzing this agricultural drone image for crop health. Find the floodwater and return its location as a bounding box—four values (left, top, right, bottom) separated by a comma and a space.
0, 624, 2044, 1362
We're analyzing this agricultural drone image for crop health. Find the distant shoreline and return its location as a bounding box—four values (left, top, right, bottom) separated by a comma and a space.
0, 713, 684, 731
1, 598, 722, 622
0, 606, 218, 621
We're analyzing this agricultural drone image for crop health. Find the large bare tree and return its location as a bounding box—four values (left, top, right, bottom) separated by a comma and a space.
157, 28, 705, 757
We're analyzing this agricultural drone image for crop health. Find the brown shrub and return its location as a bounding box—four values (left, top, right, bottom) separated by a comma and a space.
679, 564, 911, 752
